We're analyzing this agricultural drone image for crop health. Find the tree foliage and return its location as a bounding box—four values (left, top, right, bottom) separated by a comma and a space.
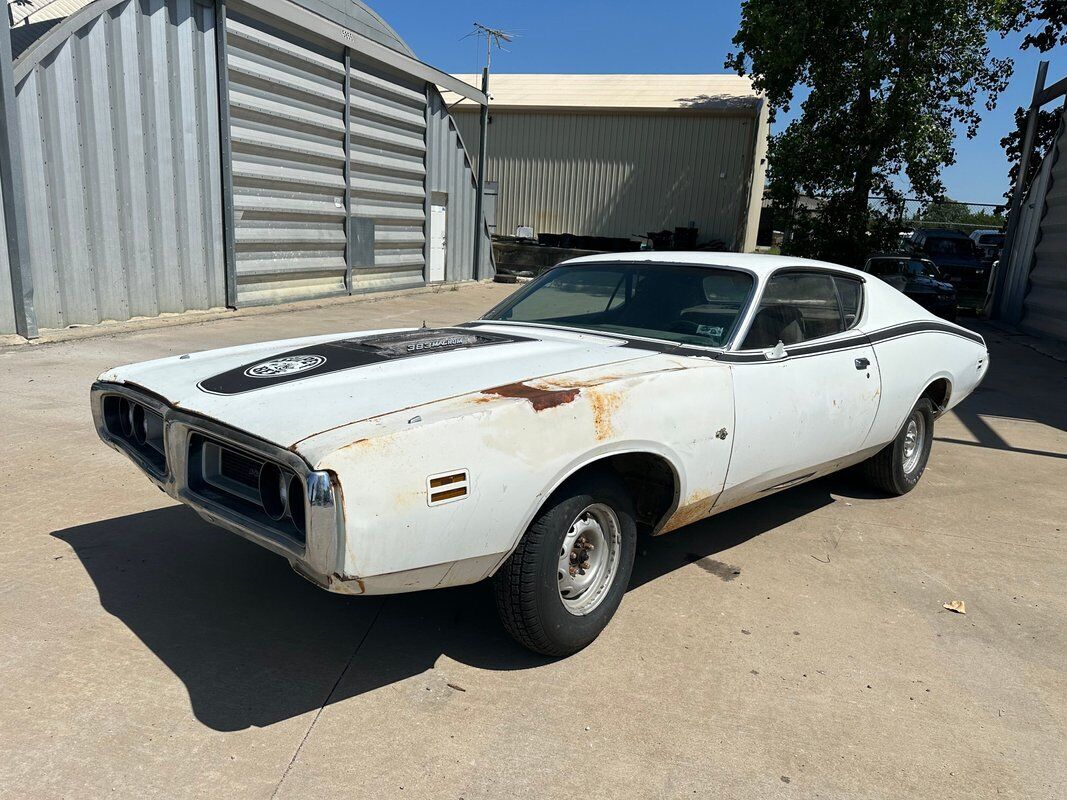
907, 198, 1005, 230
999, 106, 1063, 207
1010, 0, 1067, 50
726, 1, 1020, 264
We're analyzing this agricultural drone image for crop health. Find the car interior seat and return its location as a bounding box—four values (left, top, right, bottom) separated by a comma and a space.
744, 304, 805, 349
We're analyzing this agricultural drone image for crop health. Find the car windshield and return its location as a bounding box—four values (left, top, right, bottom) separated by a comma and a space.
925, 237, 976, 257
978, 234, 1004, 246
869, 258, 939, 278
482, 263, 755, 348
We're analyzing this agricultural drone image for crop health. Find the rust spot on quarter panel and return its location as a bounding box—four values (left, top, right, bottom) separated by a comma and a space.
482, 382, 580, 411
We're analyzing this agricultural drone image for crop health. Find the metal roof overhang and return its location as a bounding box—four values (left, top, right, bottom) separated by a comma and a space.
250, 0, 486, 104
10, 0, 487, 104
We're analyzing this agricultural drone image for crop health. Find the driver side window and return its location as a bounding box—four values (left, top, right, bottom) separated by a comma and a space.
742, 272, 853, 350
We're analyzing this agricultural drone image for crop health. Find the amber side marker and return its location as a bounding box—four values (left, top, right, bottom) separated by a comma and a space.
430, 474, 465, 489
427, 470, 470, 506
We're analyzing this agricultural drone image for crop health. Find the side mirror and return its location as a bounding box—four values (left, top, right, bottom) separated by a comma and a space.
764, 341, 787, 360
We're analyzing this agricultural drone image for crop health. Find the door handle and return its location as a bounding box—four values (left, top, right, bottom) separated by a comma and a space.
855, 357, 870, 370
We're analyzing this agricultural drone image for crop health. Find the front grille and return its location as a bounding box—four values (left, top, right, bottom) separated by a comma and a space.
220, 448, 260, 490
187, 433, 307, 545
101, 394, 167, 477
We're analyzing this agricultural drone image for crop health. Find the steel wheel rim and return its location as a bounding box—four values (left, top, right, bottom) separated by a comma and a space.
902, 413, 926, 474
557, 503, 621, 616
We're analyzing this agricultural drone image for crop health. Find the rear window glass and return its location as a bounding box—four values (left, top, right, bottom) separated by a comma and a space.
925, 237, 976, 257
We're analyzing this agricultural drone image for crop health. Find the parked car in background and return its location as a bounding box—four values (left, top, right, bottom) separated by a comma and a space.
908, 229, 987, 307
91, 254, 988, 656
862, 255, 957, 321
970, 229, 1005, 263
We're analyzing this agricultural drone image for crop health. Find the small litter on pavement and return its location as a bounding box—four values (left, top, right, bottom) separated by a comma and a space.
943, 600, 967, 614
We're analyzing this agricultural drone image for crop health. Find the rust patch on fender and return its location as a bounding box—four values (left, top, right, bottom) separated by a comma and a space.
337, 434, 396, 454
482, 382, 580, 411
587, 389, 622, 440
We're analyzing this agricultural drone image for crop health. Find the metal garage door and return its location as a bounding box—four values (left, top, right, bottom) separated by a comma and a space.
348, 56, 428, 291
225, 5, 348, 304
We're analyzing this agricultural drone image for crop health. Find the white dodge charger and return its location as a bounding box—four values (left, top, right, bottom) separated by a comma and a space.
92, 253, 989, 655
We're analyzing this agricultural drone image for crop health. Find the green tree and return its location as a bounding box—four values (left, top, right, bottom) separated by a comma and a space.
1010, 0, 1067, 50
726, 1, 1016, 265
906, 198, 1006, 231
1000, 107, 1062, 208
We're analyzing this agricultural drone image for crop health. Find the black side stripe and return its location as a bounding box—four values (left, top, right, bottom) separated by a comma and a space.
461, 319, 985, 364
866, 320, 985, 345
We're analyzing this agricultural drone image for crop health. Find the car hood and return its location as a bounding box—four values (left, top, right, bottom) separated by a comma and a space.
906, 276, 955, 293
99, 324, 653, 449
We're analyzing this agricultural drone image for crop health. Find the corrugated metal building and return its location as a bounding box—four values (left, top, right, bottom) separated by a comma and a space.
0, 0, 492, 337
446, 74, 769, 252
994, 104, 1067, 343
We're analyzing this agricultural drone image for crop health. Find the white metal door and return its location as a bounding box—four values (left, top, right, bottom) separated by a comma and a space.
716, 337, 882, 510
428, 203, 447, 282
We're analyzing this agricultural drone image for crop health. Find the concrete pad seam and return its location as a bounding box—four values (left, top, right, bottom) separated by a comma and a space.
270, 598, 386, 799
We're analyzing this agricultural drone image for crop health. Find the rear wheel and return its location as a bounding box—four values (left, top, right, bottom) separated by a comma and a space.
493, 472, 637, 656
861, 398, 936, 495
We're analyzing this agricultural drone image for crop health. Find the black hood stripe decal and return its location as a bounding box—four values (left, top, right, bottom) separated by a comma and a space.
198, 328, 531, 395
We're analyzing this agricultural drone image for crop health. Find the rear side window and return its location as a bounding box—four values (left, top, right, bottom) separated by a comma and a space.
834, 276, 863, 328
741, 272, 863, 349
742, 272, 844, 349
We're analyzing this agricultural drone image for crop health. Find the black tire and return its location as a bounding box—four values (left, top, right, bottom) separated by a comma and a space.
493, 471, 637, 657
861, 398, 936, 496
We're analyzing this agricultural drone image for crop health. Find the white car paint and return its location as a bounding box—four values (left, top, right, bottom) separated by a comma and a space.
91, 253, 988, 596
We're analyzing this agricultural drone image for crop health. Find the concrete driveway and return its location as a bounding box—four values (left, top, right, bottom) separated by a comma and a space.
1, 285, 1064, 799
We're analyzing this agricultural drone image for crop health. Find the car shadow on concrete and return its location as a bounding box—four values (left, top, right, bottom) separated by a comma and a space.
936, 324, 1067, 460
53, 477, 860, 732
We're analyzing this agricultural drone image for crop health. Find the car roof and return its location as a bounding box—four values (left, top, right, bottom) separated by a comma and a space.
560, 251, 868, 280
866, 253, 928, 260
915, 229, 970, 239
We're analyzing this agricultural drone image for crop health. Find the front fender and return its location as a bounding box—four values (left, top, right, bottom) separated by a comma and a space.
310, 357, 735, 583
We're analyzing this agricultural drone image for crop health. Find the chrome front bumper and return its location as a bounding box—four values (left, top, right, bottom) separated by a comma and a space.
90, 382, 346, 589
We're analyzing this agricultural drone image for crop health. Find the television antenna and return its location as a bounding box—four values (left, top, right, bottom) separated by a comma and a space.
464, 22, 514, 73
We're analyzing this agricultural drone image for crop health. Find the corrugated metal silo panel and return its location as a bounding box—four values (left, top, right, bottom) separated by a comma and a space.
13, 0, 223, 329
225, 6, 348, 304
348, 56, 427, 291
1021, 110, 1067, 342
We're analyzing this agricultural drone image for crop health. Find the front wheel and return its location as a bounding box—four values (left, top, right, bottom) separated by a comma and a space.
493, 472, 637, 656
860, 398, 936, 495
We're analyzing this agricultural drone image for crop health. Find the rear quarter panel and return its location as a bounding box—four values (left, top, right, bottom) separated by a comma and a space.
861, 279, 988, 449
302, 355, 735, 582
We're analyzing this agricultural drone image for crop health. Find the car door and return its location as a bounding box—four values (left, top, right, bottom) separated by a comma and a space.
715, 270, 882, 510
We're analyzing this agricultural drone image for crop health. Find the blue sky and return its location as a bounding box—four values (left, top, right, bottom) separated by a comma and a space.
377, 0, 1066, 205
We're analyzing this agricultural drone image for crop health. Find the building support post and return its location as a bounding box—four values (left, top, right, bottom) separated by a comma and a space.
991, 60, 1048, 319
215, 0, 238, 308
0, 8, 38, 338
343, 49, 353, 293
472, 68, 489, 280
